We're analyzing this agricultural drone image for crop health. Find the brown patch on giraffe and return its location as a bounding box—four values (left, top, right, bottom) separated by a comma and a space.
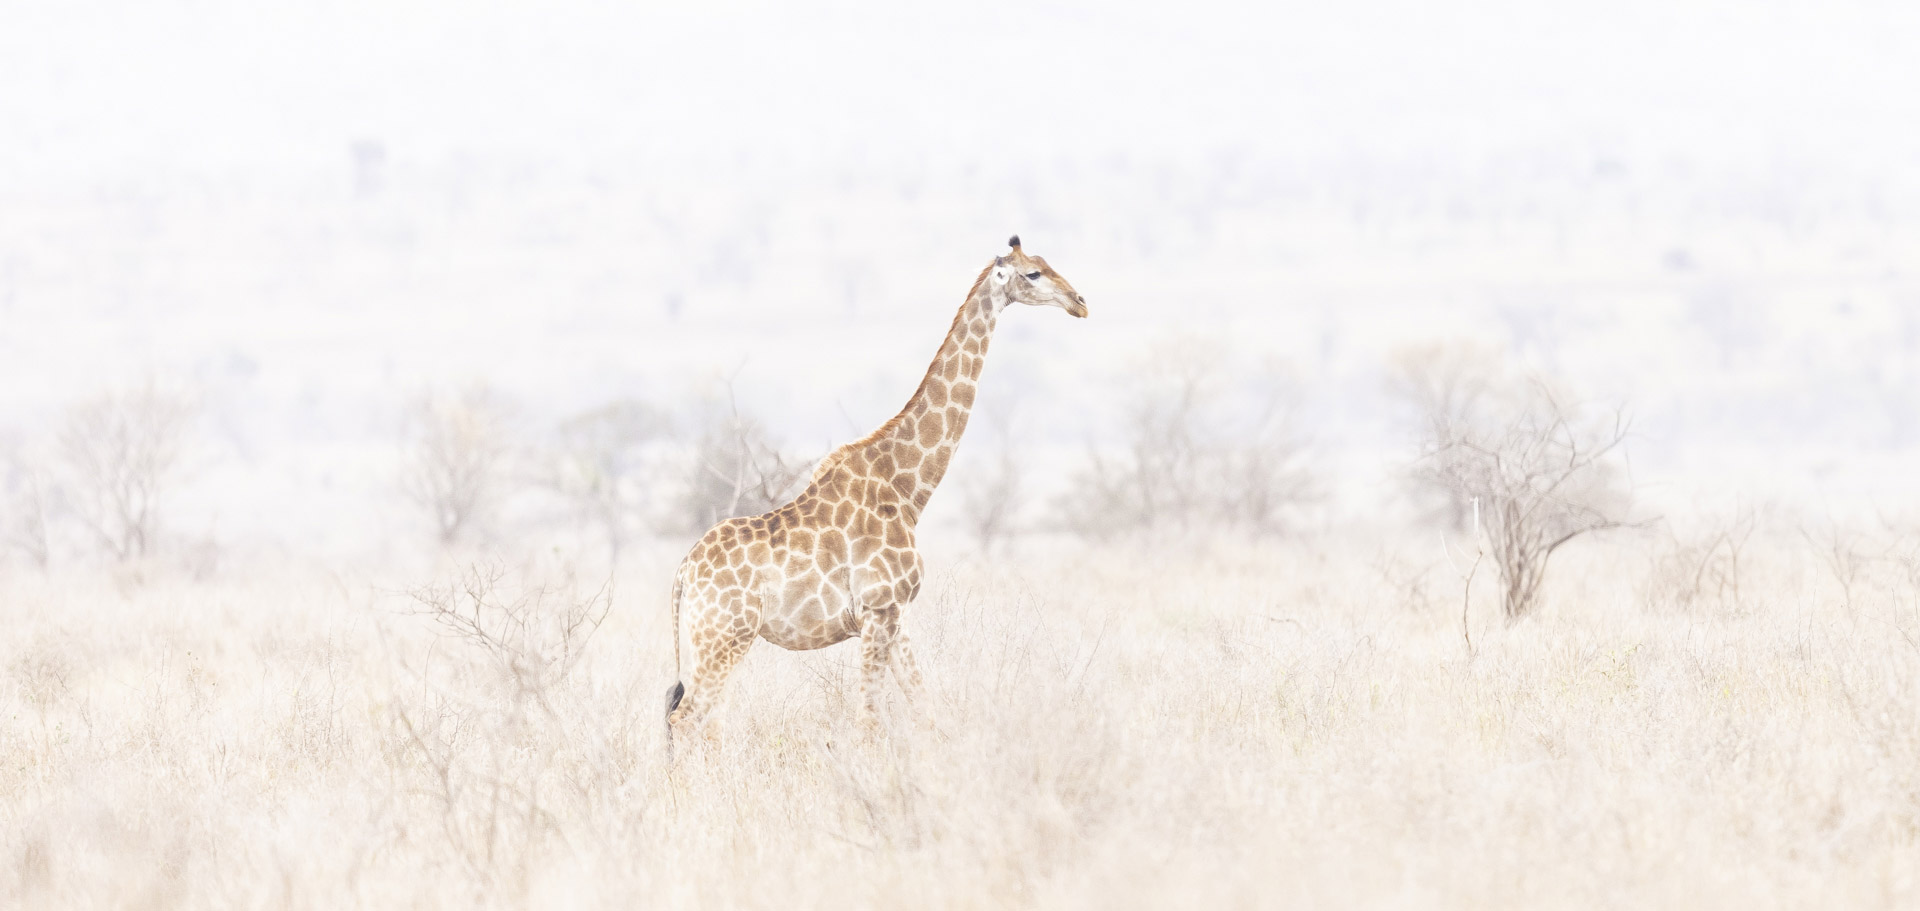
952, 383, 975, 407
919, 413, 944, 447
923, 447, 950, 479
926, 382, 948, 407
816, 475, 844, 500
942, 357, 960, 381
895, 446, 922, 470
877, 504, 897, 519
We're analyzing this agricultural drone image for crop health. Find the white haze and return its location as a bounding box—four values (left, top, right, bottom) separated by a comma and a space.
2, 0, 1918, 560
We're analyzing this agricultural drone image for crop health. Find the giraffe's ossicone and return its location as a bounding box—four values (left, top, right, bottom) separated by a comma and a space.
665, 236, 1087, 741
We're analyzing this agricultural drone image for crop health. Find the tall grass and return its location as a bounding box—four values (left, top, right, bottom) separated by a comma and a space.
1, 528, 1915, 909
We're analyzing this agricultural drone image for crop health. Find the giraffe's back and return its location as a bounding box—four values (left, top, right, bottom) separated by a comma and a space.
677, 507, 850, 651
677, 477, 926, 652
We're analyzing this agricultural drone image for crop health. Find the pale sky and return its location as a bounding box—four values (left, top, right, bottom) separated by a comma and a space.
3, 1, 1918, 554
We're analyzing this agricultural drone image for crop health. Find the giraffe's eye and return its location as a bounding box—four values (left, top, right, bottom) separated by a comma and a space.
1025, 272, 1043, 280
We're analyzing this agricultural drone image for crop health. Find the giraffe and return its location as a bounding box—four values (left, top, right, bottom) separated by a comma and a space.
664, 235, 1087, 741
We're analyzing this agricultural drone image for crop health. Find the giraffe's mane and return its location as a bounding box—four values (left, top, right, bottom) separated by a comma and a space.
816, 260, 995, 473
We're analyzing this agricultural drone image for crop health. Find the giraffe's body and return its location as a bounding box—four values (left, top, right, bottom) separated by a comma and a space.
665, 237, 1086, 738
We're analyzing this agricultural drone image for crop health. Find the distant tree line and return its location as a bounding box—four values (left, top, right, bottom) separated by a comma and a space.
1, 338, 1642, 624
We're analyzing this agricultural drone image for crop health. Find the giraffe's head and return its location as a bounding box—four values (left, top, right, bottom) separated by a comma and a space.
992, 235, 1088, 318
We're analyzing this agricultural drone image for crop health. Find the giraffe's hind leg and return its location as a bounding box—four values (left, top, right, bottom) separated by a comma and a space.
666, 614, 757, 749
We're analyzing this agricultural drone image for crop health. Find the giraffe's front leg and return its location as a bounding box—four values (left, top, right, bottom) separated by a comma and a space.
886, 552, 926, 707
857, 605, 900, 728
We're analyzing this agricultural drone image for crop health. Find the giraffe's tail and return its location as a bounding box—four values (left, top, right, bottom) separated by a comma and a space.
665, 574, 686, 723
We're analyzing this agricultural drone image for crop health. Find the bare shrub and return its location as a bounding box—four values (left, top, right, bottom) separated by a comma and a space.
1369, 547, 1437, 614
1213, 359, 1318, 532
669, 385, 806, 534
1880, 519, 1920, 651
403, 386, 515, 547
957, 411, 1025, 552
1645, 506, 1761, 613
1803, 520, 1874, 614
1393, 343, 1635, 621
1387, 342, 1497, 531
56, 382, 196, 562
1, 445, 54, 570
387, 563, 613, 896
542, 399, 673, 561
1062, 339, 1313, 539
404, 562, 612, 706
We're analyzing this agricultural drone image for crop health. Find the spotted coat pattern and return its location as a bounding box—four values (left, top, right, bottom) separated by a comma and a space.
665, 237, 1087, 738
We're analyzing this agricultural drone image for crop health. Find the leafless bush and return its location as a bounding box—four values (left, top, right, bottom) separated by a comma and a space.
541, 399, 672, 561
669, 385, 806, 534
1879, 519, 1920, 651
1387, 342, 1496, 531
1369, 547, 1437, 614
403, 386, 515, 547
1, 444, 54, 570
405, 562, 612, 705
1393, 343, 1636, 621
388, 563, 613, 895
55, 382, 196, 562
1645, 506, 1761, 613
958, 411, 1025, 552
1062, 340, 1313, 539
1803, 520, 1875, 614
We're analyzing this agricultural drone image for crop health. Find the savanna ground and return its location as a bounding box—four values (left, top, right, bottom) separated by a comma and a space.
2, 526, 1917, 909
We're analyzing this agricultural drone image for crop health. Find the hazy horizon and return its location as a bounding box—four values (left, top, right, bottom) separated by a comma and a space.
5, 0, 1919, 558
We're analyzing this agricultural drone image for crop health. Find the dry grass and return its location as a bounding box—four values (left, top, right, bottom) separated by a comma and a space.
1, 529, 1916, 909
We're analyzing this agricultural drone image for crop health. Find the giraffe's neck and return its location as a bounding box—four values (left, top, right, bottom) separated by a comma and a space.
859, 283, 1000, 524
